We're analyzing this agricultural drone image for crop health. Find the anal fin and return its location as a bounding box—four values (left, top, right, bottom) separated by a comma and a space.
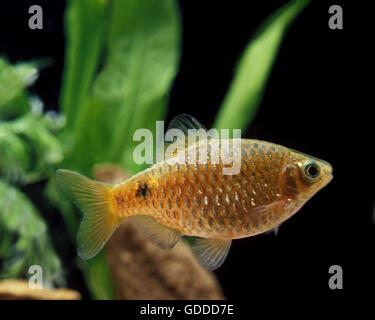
191, 238, 232, 271
131, 215, 181, 250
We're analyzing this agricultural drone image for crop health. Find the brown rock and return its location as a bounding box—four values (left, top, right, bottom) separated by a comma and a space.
93, 163, 129, 184
94, 164, 225, 300
0, 279, 81, 300
107, 221, 224, 299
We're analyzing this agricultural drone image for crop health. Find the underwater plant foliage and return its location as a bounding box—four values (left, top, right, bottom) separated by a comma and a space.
0, 0, 308, 299
214, 0, 309, 131
0, 180, 65, 288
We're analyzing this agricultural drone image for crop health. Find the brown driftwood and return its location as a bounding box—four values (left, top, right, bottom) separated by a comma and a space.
94, 164, 224, 300
0, 279, 81, 300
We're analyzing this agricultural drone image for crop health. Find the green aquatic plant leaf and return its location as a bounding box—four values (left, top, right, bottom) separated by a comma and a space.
0, 58, 37, 120
67, 0, 181, 174
214, 0, 309, 131
0, 180, 65, 288
0, 125, 29, 183
58, 0, 181, 300
60, 0, 109, 130
0, 114, 64, 184
44, 176, 78, 240
82, 250, 115, 300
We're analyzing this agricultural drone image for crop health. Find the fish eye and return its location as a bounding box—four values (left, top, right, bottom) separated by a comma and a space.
304, 161, 320, 179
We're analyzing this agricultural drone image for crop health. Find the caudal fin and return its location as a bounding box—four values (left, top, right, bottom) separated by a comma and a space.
56, 169, 121, 260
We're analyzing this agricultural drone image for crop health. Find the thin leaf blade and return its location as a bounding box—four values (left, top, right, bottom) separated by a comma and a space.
214, 0, 309, 131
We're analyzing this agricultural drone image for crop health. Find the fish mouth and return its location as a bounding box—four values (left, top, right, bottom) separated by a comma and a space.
316, 159, 333, 187
326, 173, 334, 184
322, 165, 333, 186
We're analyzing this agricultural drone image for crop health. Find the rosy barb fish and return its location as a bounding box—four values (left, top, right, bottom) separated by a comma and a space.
56, 115, 333, 270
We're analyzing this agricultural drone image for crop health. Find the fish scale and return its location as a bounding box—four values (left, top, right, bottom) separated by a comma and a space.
112, 139, 295, 239
56, 115, 333, 269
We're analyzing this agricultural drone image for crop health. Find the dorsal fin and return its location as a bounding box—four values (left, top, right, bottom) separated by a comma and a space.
162, 114, 207, 162
167, 114, 206, 134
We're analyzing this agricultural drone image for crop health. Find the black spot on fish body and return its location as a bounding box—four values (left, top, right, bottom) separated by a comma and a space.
136, 181, 148, 199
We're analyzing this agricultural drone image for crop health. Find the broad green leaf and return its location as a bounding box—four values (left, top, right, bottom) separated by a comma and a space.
214, 0, 309, 131
68, 0, 181, 175
0, 58, 37, 120
60, 0, 109, 130
58, 0, 181, 300
0, 180, 65, 287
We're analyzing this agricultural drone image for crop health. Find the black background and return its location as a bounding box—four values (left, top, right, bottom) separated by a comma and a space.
0, 0, 374, 303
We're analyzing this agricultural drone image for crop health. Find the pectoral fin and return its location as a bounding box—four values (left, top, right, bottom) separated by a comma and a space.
131, 215, 181, 250
266, 223, 281, 235
273, 224, 281, 235
191, 238, 232, 271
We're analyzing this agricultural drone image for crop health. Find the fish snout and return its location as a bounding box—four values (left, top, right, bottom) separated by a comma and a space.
320, 160, 333, 184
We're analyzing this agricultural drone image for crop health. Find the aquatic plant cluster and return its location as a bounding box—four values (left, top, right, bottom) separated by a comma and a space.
0, 0, 309, 298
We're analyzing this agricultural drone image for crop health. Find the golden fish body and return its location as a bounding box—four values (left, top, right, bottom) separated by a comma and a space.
113, 139, 332, 240
56, 115, 332, 270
